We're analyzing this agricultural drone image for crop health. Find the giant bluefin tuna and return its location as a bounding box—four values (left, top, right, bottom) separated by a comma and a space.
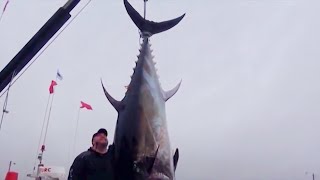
101, 0, 185, 179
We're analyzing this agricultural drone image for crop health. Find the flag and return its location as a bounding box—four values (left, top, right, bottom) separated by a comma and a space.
80, 101, 92, 110
49, 80, 57, 94
56, 70, 63, 80
3, 0, 9, 12
41, 145, 45, 152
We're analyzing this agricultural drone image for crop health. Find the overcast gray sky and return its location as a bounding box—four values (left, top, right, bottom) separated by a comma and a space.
1, 0, 320, 179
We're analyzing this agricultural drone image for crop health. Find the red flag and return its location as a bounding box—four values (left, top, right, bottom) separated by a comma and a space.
3, 0, 9, 12
80, 101, 92, 110
41, 145, 45, 152
49, 80, 57, 94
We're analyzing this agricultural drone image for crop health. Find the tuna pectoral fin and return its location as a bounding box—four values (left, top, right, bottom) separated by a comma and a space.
173, 148, 179, 171
163, 80, 182, 101
124, 0, 185, 36
101, 79, 123, 111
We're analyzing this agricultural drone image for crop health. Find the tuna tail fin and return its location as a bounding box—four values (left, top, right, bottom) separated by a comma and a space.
173, 148, 179, 171
124, 0, 185, 37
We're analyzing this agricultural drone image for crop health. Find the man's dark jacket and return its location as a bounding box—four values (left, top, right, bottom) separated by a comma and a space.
68, 145, 114, 180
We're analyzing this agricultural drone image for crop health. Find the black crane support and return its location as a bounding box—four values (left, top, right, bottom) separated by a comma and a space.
0, 0, 81, 93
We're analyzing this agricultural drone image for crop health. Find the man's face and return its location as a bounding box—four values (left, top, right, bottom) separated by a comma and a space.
93, 133, 108, 147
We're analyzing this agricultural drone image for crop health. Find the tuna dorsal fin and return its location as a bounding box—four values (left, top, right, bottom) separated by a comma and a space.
173, 148, 179, 171
101, 79, 123, 111
146, 145, 160, 174
124, 0, 185, 37
163, 80, 182, 101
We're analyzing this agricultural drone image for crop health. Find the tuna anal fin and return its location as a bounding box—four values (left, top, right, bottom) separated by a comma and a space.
101, 79, 123, 111
124, 0, 185, 37
173, 148, 179, 171
164, 80, 182, 101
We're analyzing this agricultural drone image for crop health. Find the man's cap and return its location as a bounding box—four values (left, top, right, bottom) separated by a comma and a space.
92, 128, 108, 142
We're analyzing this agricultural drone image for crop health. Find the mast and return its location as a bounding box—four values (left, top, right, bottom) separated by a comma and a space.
17, 2, 82, 179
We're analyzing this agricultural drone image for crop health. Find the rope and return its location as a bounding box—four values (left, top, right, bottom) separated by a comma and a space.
36, 89, 55, 166
66, 108, 80, 168
0, 11, 4, 23
0, 0, 9, 24
32, 93, 51, 173
71, 108, 81, 160
138, 0, 148, 46
0, 0, 93, 99
42, 92, 55, 146
0, 70, 16, 132
143, 0, 147, 19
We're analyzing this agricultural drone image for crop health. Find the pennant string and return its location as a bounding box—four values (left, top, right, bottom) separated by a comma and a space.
0, 0, 9, 23
0, 69, 16, 132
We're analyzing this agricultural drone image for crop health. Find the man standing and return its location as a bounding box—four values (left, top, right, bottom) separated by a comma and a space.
68, 128, 114, 180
